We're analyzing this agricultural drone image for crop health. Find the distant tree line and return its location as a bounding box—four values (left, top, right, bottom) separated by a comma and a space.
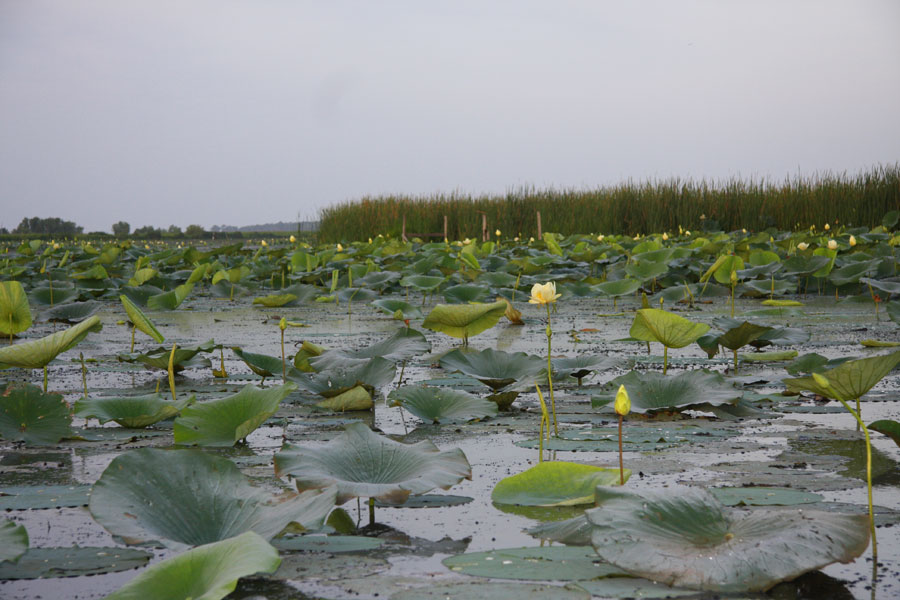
14, 216, 83, 236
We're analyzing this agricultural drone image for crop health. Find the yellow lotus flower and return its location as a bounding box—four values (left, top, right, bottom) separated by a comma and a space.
797, 242, 809, 251
261, 240, 268, 247
849, 235, 857, 247
662, 232, 668, 241
495, 229, 501, 237
614, 384, 630, 416
529, 237, 535, 243
289, 235, 296, 243
824, 223, 830, 231
337, 243, 343, 252
828, 239, 838, 250
529, 282, 561, 305
596, 234, 604, 242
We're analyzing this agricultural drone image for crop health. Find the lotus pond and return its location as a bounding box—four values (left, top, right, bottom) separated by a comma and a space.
2, 227, 900, 599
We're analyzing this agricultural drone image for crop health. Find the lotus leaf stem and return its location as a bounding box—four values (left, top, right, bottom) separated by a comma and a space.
80, 352, 87, 398
545, 304, 558, 436
534, 384, 550, 463
43, 365, 48, 393
369, 497, 376, 526
618, 414, 625, 485
663, 345, 668, 375
835, 396, 877, 561
167, 343, 177, 402
130, 324, 136, 353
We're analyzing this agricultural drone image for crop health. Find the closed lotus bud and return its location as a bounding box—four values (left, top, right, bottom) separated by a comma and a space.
849, 235, 857, 247
824, 223, 830, 231
662, 232, 668, 241
495, 229, 501, 237
797, 242, 809, 250
812, 372, 831, 390
279, 317, 287, 331
289, 235, 296, 243
615, 384, 630, 416
261, 240, 268, 247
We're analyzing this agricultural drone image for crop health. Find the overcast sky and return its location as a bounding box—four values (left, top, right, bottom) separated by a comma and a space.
1, 1, 898, 233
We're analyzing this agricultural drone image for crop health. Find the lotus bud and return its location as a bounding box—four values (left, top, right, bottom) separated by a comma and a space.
797, 242, 809, 250
662, 232, 668, 241
824, 223, 830, 231
812, 372, 832, 391
289, 235, 296, 243
678, 225, 683, 234
337, 243, 343, 252
828, 239, 838, 250
261, 240, 268, 247
53, 243, 60, 250
597, 234, 604, 242
849, 235, 857, 247
529, 237, 535, 243
741, 228, 747, 233
614, 384, 631, 416
495, 229, 501, 237
685, 230, 691, 236
514, 236, 519, 242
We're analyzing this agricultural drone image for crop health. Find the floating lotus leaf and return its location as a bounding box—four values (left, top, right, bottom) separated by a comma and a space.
90, 448, 335, 550
492, 461, 628, 507
312, 328, 430, 372
120, 294, 164, 343
103, 531, 281, 600
868, 419, 900, 448
442, 283, 490, 304
630, 308, 710, 349
552, 355, 620, 384
147, 281, 194, 310
478, 271, 518, 288
422, 301, 507, 342
0, 384, 72, 445
592, 278, 641, 298
29, 285, 79, 306
714, 320, 772, 351
828, 259, 879, 287
739, 350, 798, 362
440, 347, 544, 391
624, 259, 670, 282
394, 582, 590, 600
388, 385, 498, 423
708, 487, 823, 507
316, 384, 374, 411
586, 486, 869, 593
0, 281, 32, 338
784, 352, 853, 376
370, 298, 424, 320
0, 315, 101, 369
273, 534, 385, 553
595, 370, 740, 415
0, 484, 91, 510
400, 274, 445, 291
231, 347, 299, 380
442, 546, 624, 582
0, 546, 150, 580
0, 519, 28, 564
337, 287, 379, 302
274, 422, 472, 505
574, 579, 701, 599
356, 271, 401, 290
527, 515, 593, 546
118, 339, 215, 371
74, 393, 193, 428
291, 357, 396, 398
41, 300, 103, 323
252, 293, 298, 307
784, 350, 900, 401
173, 382, 296, 446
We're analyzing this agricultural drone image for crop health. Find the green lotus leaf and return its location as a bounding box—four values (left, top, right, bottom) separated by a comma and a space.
118, 339, 214, 371
388, 385, 498, 423
440, 347, 544, 391
394, 582, 590, 600
252, 293, 298, 307
400, 274, 445, 291
713, 320, 772, 351
127, 267, 158, 286
291, 250, 320, 272
371, 298, 425, 320
120, 284, 165, 306
0, 384, 72, 445
0, 281, 32, 337
748, 249, 781, 266
174, 383, 296, 446
74, 393, 193, 428
0, 315, 101, 369
292, 340, 325, 372
104, 531, 281, 600
781, 254, 831, 277
828, 259, 879, 287
335, 287, 379, 303
784, 352, 853, 376
280, 283, 323, 302
71, 264, 109, 280
231, 347, 300, 380
527, 515, 593, 546
311, 328, 430, 370
587, 486, 869, 593
708, 486, 823, 507
595, 370, 740, 415
442, 283, 490, 304
629, 308, 710, 349
212, 265, 251, 285
0, 546, 150, 580
316, 384, 374, 411
624, 259, 669, 282
742, 278, 795, 297
272, 534, 385, 553
274, 422, 472, 505
291, 357, 396, 398
868, 419, 900, 448
592, 278, 641, 298
120, 294, 164, 343
29, 285, 79, 306
783, 350, 900, 401
442, 546, 624, 582
492, 461, 628, 507
146, 281, 194, 310
739, 350, 798, 362
477, 272, 519, 288
41, 300, 103, 323
0, 519, 28, 564
90, 448, 335, 549
712, 255, 744, 284
551, 355, 621, 384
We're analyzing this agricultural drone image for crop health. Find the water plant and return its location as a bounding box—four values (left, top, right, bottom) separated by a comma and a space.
0, 281, 32, 343
120, 294, 164, 351
614, 384, 629, 485
530, 281, 561, 434
422, 300, 507, 345
629, 308, 710, 374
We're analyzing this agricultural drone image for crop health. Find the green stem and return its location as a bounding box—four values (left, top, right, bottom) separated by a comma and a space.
281, 328, 286, 382
545, 304, 558, 436
663, 346, 668, 375
368, 497, 375, 526
43, 365, 48, 393
835, 397, 877, 560
618, 415, 625, 485
80, 352, 88, 398
131, 325, 136, 353
733, 349, 738, 374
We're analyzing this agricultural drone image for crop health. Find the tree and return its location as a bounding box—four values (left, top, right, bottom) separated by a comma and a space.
14, 216, 83, 236
133, 225, 162, 239
112, 221, 131, 237
167, 225, 183, 237
184, 224, 206, 238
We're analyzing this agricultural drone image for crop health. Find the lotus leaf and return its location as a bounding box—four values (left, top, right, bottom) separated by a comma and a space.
587, 486, 869, 593
388, 385, 498, 423
274, 422, 472, 505
0, 546, 151, 580
592, 278, 641, 299
0, 315, 102, 369
784, 350, 900, 401
316, 384, 375, 411
492, 462, 628, 507
120, 284, 165, 306
71, 264, 109, 280
552, 355, 620, 384
0, 519, 28, 564
394, 582, 590, 600
828, 259, 879, 287
440, 347, 544, 391
0, 484, 92, 510
120, 294, 164, 343
573, 579, 703, 599
400, 274, 445, 291
625, 259, 670, 282
370, 298, 424, 320
442, 546, 624, 582
594, 370, 740, 415
292, 339, 325, 372
231, 347, 300, 381
147, 281, 194, 310
630, 308, 710, 349
0, 281, 32, 338
311, 327, 430, 370
442, 283, 490, 304
422, 301, 507, 342
0, 384, 72, 445
337, 286, 379, 302
29, 285, 79, 306
103, 531, 281, 600
74, 393, 193, 428
252, 293, 298, 307
41, 299, 103, 323
118, 339, 214, 371
173, 382, 295, 446
708, 486, 823, 507
527, 514, 593, 546
273, 534, 385, 553
291, 356, 396, 398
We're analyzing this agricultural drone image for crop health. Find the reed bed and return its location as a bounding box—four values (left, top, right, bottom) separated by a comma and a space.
318, 165, 900, 242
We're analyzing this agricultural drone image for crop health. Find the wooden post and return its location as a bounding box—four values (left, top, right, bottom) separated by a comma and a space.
443, 215, 448, 241
402, 214, 407, 242
536, 211, 542, 239
482, 213, 488, 242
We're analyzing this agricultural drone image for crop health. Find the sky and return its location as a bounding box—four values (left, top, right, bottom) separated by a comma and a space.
1, 1, 899, 234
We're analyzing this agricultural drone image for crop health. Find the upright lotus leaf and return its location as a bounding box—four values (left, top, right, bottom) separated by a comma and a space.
147, 282, 194, 310
712, 255, 744, 285
371, 298, 424, 321
0, 384, 72, 445
829, 259, 879, 288
120, 294, 164, 344
274, 422, 472, 505
440, 348, 545, 391
75, 393, 193, 428
0, 281, 32, 338
0, 315, 102, 369
784, 352, 853, 376
594, 370, 741, 415
868, 420, 900, 447
422, 301, 507, 343
291, 357, 396, 398
399, 274, 445, 292
292, 340, 325, 372
118, 339, 214, 371
173, 383, 297, 446
442, 283, 490, 304
310, 328, 431, 370
492, 461, 629, 507
90, 448, 335, 549
624, 259, 669, 283
784, 350, 900, 401
29, 285, 79, 306
0, 519, 28, 564
630, 309, 710, 349
593, 278, 641, 299
587, 486, 869, 593
749, 325, 810, 349
388, 385, 498, 423
714, 320, 773, 351
103, 531, 281, 600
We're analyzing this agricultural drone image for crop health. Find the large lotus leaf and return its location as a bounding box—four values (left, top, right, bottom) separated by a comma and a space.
586, 486, 869, 593
552, 355, 621, 383
252, 293, 298, 307
41, 300, 103, 323
0, 384, 72, 445
71, 264, 109, 280
712, 255, 744, 284
592, 278, 641, 298
629, 308, 710, 349
860, 276, 900, 298
104, 531, 281, 600
147, 282, 194, 310
492, 461, 629, 507
388, 385, 498, 423
442, 546, 624, 582
174, 383, 296, 446
120, 284, 165, 307
118, 339, 215, 371
312, 328, 430, 371
597, 370, 740, 414
477, 271, 519, 288
784, 352, 853, 376
442, 283, 490, 304
231, 347, 300, 380
274, 422, 472, 505
74, 393, 193, 428
868, 419, 900, 447
422, 301, 507, 341
0, 546, 150, 579
0, 315, 101, 369
527, 514, 593, 546
370, 298, 424, 320
751, 325, 810, 349
120, 294, 164, 343
356, 271, 401, 290
440, 347, 544, 391
0, 281, 32, 337
781, 254, 832, 277
0, 519, 28, 564
90, 449, 335, 550
784, 350, 900, 401
400, 274, 445, 291
291, 357, 396, 397
29, 285, 79, 306
828, 259, 879, 287
715, 320, 772, 351
624, 259, 670, 282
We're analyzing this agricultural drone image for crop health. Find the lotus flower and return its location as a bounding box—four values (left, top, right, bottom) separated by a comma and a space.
529, 282, 561, 305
